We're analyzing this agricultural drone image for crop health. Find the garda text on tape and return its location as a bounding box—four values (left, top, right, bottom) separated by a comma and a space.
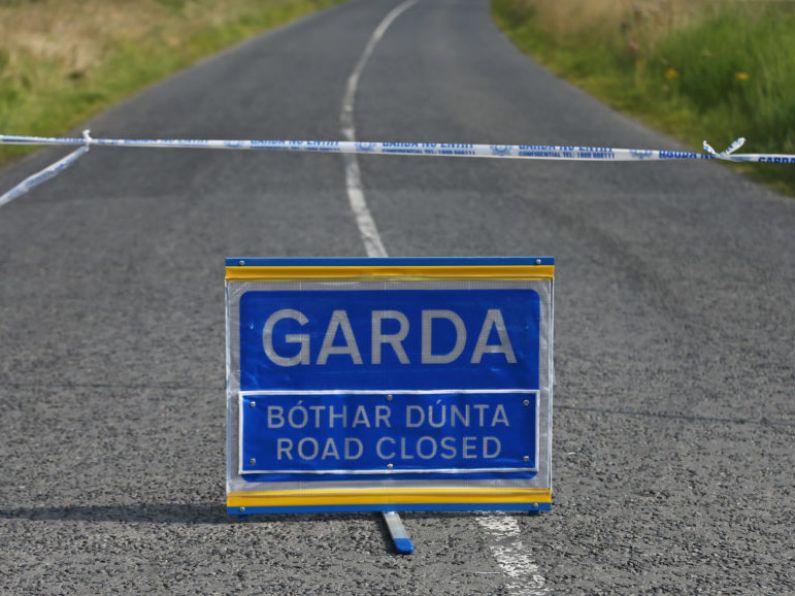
225, 257, 555, 514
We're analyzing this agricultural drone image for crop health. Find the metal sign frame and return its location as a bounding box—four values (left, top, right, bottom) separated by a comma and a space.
225, 257, 555, 515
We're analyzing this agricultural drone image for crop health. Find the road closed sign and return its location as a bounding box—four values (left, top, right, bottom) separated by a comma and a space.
225, 257, 555, 514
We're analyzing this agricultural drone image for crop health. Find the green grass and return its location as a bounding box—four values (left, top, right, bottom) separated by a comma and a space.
491, 0, 795, 195
0, 0, 344, 166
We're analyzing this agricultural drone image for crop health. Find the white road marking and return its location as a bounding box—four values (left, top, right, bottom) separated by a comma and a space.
339, 0, 418, 257
340, 1, 549, 592
478, 515, 550, 595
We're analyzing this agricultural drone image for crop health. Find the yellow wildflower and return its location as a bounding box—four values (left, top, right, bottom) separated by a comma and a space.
664, 67, 679, 81
735, 71, 750, 82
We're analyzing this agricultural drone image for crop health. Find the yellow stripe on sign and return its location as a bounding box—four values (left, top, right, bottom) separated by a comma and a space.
225, 265, 555, 282
227, 488, 552, 507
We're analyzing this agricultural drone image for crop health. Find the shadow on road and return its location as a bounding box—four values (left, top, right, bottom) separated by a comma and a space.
0, 503, 394, 527
0, 503, 230, 524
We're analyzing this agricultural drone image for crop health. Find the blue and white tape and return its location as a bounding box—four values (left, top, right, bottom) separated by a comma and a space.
0, 135, 90, 209
2, 132, 794, 163
1, 131, 793, 208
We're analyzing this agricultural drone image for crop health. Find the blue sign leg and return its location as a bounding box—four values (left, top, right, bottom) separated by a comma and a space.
383, 511, 414, 554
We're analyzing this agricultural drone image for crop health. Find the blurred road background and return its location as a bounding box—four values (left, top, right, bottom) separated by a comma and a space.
1, 0, 793, 593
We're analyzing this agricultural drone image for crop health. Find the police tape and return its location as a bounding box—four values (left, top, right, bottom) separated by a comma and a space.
1, 131, 794, 207
0, 143, 89, 209
4, 131, 795, 162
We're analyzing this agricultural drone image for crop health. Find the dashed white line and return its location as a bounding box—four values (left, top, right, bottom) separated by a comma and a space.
478, 515, 550, 595
339, 1, 549, 593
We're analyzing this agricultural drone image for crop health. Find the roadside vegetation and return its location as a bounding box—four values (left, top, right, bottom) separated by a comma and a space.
0, 0, 342, 165
492, 0, 795, 194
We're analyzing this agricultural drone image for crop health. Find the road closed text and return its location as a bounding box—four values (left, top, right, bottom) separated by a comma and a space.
240, 392, 538, 472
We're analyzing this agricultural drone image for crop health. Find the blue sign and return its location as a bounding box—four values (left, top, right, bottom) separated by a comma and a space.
239, 289, 541, 391
240, 391, 537, 479
226, 257, 555, 515
237, 287, 542, 481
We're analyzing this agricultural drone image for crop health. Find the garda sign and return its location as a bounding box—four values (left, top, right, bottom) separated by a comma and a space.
225, 257, 555, 514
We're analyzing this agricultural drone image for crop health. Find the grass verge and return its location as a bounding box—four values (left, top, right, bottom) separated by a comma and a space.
0, 0, 344, 166
491, 0, 795, 195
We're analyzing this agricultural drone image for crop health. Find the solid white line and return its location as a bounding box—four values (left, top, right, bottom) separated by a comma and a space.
339, 0, 419, 257
339, 1, 549, 592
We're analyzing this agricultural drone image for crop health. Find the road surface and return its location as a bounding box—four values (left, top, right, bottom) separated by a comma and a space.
1, 0, 793, 593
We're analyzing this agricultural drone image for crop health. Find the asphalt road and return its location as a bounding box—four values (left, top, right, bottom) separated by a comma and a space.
1, 0, 794, 593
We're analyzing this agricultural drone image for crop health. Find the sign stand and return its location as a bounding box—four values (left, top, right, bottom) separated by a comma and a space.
383, 511, 414, 554
224, 257, 555, 553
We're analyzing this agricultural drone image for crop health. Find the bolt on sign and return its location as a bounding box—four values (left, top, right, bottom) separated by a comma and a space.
225, 257, 555, 514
